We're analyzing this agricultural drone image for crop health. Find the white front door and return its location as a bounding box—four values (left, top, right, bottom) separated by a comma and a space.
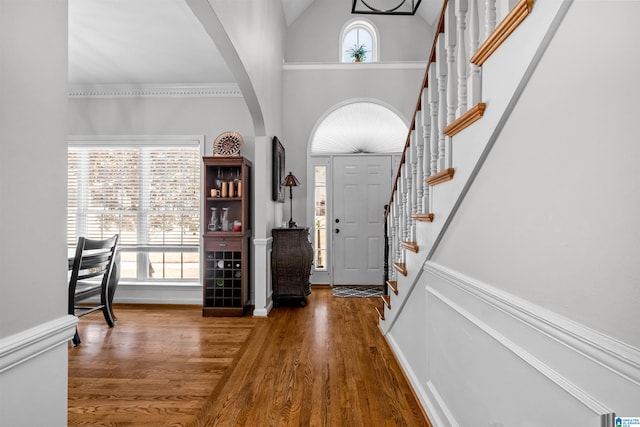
332, 155, 391, 285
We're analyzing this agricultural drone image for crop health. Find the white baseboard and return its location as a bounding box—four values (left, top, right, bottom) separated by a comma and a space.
112, 283, 202, 305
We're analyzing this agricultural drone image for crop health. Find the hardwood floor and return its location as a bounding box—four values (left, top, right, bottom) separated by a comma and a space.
68, 288, 431, 426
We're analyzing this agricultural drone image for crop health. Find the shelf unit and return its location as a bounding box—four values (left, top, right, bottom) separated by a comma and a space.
202, 156, 251, 316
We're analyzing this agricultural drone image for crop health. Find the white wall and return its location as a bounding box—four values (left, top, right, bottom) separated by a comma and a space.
0, 0, 75, 424
286, 0, 433, 63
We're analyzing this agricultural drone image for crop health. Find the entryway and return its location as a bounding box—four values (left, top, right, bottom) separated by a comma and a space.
307, 100, 408, 286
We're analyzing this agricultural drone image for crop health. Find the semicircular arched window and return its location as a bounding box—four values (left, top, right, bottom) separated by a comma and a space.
341, 20, 378, 63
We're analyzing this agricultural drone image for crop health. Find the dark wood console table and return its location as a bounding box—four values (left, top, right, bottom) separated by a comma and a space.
271, 227, 313, 306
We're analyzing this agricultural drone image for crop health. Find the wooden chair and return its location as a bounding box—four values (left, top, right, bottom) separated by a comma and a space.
68, 234, 119, 345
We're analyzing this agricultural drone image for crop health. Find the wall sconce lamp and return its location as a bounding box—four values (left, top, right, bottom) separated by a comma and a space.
283, 171, 300, 228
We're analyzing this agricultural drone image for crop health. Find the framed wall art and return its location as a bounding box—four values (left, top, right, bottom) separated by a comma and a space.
272, 136, 285, 203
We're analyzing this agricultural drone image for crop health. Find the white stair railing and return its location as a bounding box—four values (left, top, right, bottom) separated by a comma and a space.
385, 0, 526, 295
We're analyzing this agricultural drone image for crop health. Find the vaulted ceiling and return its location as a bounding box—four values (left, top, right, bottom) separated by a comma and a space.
69, 0, 439, 86
69, 0, 437, 154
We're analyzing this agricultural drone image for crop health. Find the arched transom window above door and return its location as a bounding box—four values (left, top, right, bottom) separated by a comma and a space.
311, 102, 407, 155
341, 20, 378, 63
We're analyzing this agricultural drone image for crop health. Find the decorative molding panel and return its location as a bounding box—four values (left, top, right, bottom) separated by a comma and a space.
0, 316, 77, 373
422, 262, 640, 419
425, 262, 640, 386
68, 83, 242, 98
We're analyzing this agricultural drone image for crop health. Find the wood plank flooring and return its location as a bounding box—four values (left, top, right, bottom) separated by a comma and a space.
68, 288, 431, 426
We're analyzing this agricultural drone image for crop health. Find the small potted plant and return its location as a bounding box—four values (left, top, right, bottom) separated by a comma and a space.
346, 43, 367, 62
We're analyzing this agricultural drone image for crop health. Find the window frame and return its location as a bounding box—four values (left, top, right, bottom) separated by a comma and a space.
340, 19, 379, 63
67, 135, 204, 284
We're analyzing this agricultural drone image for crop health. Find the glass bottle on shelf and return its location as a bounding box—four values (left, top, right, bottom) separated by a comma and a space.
214, 169, 223, 197
208, 207, 219, 231
221, 207, 230, 231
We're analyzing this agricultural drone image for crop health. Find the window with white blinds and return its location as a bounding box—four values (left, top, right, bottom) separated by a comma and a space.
68, 136, 202, 282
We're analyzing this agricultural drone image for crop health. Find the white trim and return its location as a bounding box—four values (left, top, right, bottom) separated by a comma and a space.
68, 83, 242, 98
420, 261, 640, 418
424, 380, 458, 427
384, 333, 438, 424
68, 134, 205, 147
0, 316, 77, 373
252, 237, 273, 317
424, 262, 640, 387
427, 279, 613, 416
112, 283, 202, 305
284, 61, 426, 71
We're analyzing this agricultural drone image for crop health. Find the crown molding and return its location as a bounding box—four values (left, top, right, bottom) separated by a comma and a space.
68, 83, 242, 98
283, 61, 427, 71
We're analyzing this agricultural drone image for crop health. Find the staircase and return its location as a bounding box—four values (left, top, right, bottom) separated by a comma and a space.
379, 0, 540, 331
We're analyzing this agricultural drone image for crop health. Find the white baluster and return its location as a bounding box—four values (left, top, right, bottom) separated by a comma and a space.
415, 113, 425, 214
445, 2, 458, 125
401, 163, 409, 243
393, 197, 400, 268
409, 131, 417, 242
445, 3, 457, 171
428, 64, 439, 177
400, 173, 407, 263
397, 168, 404, 247
387, 210, 395, 281
405, 140, 413, 242
468, 0, 482, 106
436, 37, 447, 172
485, 0, 497, 40
420, 88, 431, 213
456, 0, 469, 117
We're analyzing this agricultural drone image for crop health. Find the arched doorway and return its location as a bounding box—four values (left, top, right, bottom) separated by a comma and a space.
306, 100, 408, 285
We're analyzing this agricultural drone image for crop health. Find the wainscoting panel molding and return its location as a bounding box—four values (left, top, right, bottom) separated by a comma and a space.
418, 262, 640, 425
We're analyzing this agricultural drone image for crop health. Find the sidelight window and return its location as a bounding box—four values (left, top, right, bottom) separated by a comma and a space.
313, 166, 327, 271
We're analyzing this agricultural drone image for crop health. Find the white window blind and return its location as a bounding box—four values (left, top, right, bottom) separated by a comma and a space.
68, 136, 202, 282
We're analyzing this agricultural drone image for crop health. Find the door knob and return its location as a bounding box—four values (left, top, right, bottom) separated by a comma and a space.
335, 228, 340, 234
335, 218, 340, 223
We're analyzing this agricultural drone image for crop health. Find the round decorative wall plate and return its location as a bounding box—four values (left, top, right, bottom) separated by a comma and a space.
213, 131, 243, 156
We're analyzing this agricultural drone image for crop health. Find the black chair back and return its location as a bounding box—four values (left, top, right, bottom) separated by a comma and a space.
68, 234, 119, 345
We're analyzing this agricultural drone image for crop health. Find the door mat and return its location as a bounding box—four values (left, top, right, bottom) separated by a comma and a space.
332, 286, 383, 298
